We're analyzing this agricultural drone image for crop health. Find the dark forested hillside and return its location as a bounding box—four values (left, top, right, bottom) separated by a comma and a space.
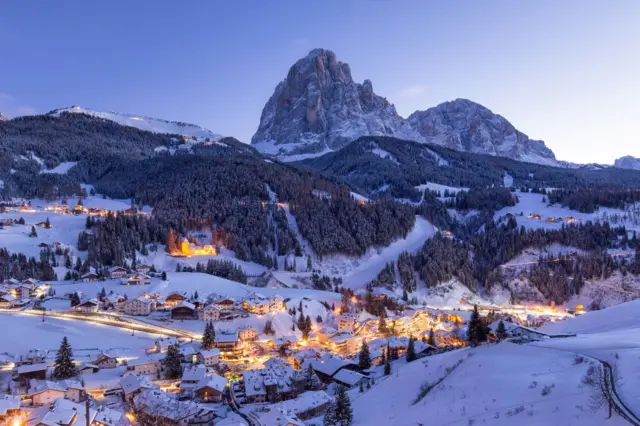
298, 136, 640, 200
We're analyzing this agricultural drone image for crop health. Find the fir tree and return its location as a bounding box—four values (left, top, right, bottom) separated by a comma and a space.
334, 385, 353, 425
45, 217, 51, 229
202, 322, 215, 349
305, 364, 320, 389
428, 328, 436, 347
467, 304, 489, 346
163, 344, 182, 379
53, 336, 77, 379
316, 314, 323, 323
358, 341, 371, 370
384, 346, 391, 376
263, 320, 275, 335
496, 320, 508, 341
85, 216, 92, 229
406, 336, 417, 362
161, 271, 167, 281
29, 225, 38, 238
359, 380, 364, 393
70, 292, 81, 307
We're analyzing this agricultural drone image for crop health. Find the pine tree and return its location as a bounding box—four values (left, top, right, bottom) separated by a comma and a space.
45, 217, 51, 229
305, 364, 320, 389
406, 336, 417, 362
53, 336, 77, 379
334, 384, 353, 425
202, 322, 215, 349
85, 216, 92, 229
359, 380, 364, 393
384, 345, 391, 376
263, 320, 275, 335
428, 328, 436, 347
70, 292, 81, 307
304, 315, 312, 339
323, 402, 338, 426
163, 344, 182, 379
467, 304, 488, 346
496, 320, 508, 341
316, 314, 323, 323
29, 225, 38, 238
358, 341, 371, 370
161, 271, 167, 281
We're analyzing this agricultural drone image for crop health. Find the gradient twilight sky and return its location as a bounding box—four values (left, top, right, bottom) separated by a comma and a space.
1, 1, 638, 164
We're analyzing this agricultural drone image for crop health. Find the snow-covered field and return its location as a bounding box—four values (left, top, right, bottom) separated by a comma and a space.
0, 312, 158, 353
352, 343, 625, 426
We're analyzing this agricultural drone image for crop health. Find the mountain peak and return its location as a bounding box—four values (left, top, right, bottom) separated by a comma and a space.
251, 49, 418, 160
614, 155, 640, 170
0, 112, 8, 121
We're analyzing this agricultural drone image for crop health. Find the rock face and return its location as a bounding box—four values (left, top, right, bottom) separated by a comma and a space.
252, 48, 558, 166
407, 99, 557, 166
251, 49, 419, 159
614, 156, 640, 170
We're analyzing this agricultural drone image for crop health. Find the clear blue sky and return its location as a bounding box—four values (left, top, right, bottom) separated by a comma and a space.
1, 1, 638, 164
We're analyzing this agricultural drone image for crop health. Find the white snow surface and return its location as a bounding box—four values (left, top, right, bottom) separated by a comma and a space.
40, 161, 78, 175
49, 106, 222, 140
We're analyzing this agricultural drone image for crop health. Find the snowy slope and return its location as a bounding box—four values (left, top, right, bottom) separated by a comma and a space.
352, 344, 624, 426
49, 106, 222, 140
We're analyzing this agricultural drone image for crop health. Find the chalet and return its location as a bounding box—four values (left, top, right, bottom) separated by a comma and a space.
202, 304, 222, 322
179, 365, 207, 392
238, 326, 257, 341
171, 301, 198, 320
243, 297, 271, 315
92, 354, 118, 369
488, 321, 550, 341
266, 390, 331, 423
164, 291, 186, 307
337, 313, 358, 331
108, 267, 128, 280
328, 332, 361, 353
136, 264, 152, 274
0, 294, 16, 308
13, 362, 48, 384
16, 349, 47, 365
214, 297, 235, 310
196, 349, 220, 367
311, 355, 358, 383
78, 363, 100, 374
315, 327, 338, 344
75, 298, 99, 313
119, 375, 152, 402
0, 394, 21, 421
242, 365, 305, 404
0, 219, 13, 227
93, 404, 130, 426
121, 274, 151, 286
28, 380, 87, 406
153, 337, 181, 354
40, 398, 97, 426
332, 369, 370, 389
120, 297, 155, 316
22, 278, 39, 286
126, 354, 163, 375
259, 408, 304, 426
214, 330, 240, 351
80, 272, 99, 282
269, 295, 285, 312
194, 374, 227, 403
35, 221, 51, 228
132, 388, 215, 426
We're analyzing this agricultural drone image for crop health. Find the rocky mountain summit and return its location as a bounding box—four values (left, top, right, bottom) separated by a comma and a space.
408, 99, 557, 166
252, 49, 558, 166
251, 48, 419, 159
614, 155, 640, 170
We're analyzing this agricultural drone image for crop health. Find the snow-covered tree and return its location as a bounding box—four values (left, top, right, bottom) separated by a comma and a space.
496, 320, 508, 341
163, 344, 182, 379
53, 336, 77, 379
358, 341, 371, 370
406, 336, 417, 362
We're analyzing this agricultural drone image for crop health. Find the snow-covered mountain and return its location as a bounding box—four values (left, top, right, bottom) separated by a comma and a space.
251, 48, 421, 161
614, 155, 640, 170
48, 106, 222, 141
252, 48, 559, 165
0, 112, 8, 121
408, 99, 558, 166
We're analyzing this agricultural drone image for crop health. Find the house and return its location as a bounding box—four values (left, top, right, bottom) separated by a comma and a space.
121, 274, 151, 286
126, 354, 163, 375
16, 349, 47, 365
153, 337, 181, 354
243, 297, 271, 315
332, 369, 370, 389
214, 330, 240, 351
80, 272, 99, 282
13, 362, 48, 384
108, 267, 128, 280
92, 354, 118, 369
41, 398, 98, 426
242, 365, 305, 404
315, 327, 338, 344
337, 313, 358, 331
119, 375, 152, 402
194, 374, 227, 402
75, 298, 100, 313
164, 292, 186, 307
259, 407, 304, 426
171, 301, 198, 320
0, 294, 17, 308
78, 363, 100, 374
269, 295, 285, 312
180, 365, 207, 392
238, 326, 257, 341
132, 389, 215, 426
0, 394, 21, 421
22, 278, 39, 286
136, 264, 152, 274
120, 297, 155, 316
214, 297, 235, 311
202, 304, 222, 322
488, 321, 550, 341
311, 355, 358, 383
28, 380, 87, 406
267, 390, 331, 422
196, 349, 220, 367
93, 405, 130, 426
